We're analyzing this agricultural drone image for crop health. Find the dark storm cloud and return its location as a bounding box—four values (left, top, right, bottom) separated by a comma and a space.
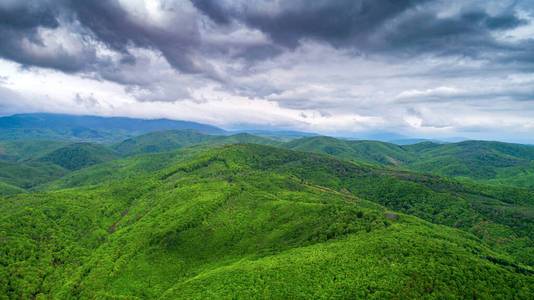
0, 0, 92, 72
190, 0, 231, 25
0, 0, 208, 78
194, 0, 530, 60
0, 0, 532, 84
192, 0, 431, 48
374, 9, 528, 59
241, 0, 431, 48
67, 0, 208, 74
0, 1, 59, 29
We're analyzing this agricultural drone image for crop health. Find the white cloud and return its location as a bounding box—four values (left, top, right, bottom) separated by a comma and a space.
1, 0, 534, 142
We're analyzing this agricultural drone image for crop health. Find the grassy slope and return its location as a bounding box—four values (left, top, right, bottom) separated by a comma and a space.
1, 144, 534, 298
38, 143, 121, 171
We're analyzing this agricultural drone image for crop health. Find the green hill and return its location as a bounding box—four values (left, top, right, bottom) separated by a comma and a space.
0, 181, 26, 196
112, 130, 219, 156
403, 140, 534, 187
37, 136, 279, 192
215, 132, 281, 146
0, 140, 71, 162
37, 143, 121, 171
2, 144, 534, 298
283, 136, 534, 188
35, 144, 216, 192
112, 130, 279, 156
0, 160, 69, 190
283, 136, 414, 166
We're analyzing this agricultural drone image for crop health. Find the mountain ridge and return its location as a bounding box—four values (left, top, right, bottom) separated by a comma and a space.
2, 143, 533, 298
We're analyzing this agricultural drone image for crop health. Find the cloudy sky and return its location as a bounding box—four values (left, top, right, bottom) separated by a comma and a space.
1, 0, 534, 141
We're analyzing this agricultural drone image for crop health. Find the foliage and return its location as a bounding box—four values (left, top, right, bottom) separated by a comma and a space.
35, 144, 214, 191
0, 181, 26, 197
283, 136, 414, 166
0, 160, 69, 190
112, 130, 279, 156
0, 140, 71, 162
1, 144, 534, 299
283, 136, 534, 188
37, 143, 121, 171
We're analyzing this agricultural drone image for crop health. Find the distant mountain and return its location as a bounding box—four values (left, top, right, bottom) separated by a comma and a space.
236, 130, 318, 142
282, 136, 534, 189
112, 129, 219, 156
340, 131, 407, 141
403, 140, 534, 186
389, 138, 446, 145
215, 132, 281, 146
0, 113, 226, 142
0, 140, 71, 162
38, 143, 121, 171
0, 160, 69, 189
283, 136, 414, 166
0, 181, 25, 197
112, 130, 279, 156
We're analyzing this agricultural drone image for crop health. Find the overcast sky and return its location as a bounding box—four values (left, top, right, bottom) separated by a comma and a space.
1, 0, 534, 141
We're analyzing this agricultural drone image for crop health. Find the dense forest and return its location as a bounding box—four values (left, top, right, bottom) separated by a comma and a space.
1, 118, 534, 298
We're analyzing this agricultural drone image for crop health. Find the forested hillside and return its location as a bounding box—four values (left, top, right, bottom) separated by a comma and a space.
283, 136, 413, 165
38, 143, 121, 171
112, 130, 279, 156
1, 144, 533, 298
1, 128, 534, 298
283, 136, 534, 189
0, 132, 280, 195
0, 140, 71, 162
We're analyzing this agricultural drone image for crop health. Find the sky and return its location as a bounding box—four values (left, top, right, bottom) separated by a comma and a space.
1, 0, 534, 142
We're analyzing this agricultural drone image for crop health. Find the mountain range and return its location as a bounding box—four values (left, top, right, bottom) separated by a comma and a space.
1, 113, 534, 298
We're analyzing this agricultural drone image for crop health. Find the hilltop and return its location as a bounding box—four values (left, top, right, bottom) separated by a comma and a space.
112, 130, 279, 156
282, 136, 534, 189
38, 143, 121, 171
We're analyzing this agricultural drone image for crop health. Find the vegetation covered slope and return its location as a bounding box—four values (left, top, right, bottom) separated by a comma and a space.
1, 144, 533, 299
0, 133, 280, 195
35, 144, 217, 192
0, 140, 71, 162
404, 140, 534, 187
283, 136, 414, 166
112, 130, 279, 156
37, 136, 279, 191
283, 136, 534, 188
0, 182, 26, 197
0, 160, 69, 190
37, 143, 121, 171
